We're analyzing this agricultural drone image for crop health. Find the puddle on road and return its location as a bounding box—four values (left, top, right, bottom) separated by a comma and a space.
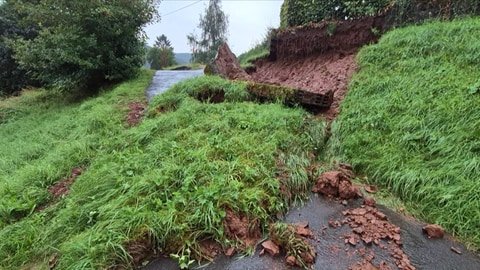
146, 70, 204, 101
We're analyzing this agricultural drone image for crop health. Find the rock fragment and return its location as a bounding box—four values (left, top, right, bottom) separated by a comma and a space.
422, 224, 445, 239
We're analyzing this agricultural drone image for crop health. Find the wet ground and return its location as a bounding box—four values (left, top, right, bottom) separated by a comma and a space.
144, 194, 480, 270
146, 70, 203, 101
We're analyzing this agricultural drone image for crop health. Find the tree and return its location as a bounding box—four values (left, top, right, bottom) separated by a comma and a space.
0, 1, 37, 96
187, 0, 229, 63
154, 34, 171, 49
10, 0, 158, 93
147, 34, 176, 70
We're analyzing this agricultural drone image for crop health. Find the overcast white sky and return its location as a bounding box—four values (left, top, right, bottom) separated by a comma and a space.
144, 0, 283, 55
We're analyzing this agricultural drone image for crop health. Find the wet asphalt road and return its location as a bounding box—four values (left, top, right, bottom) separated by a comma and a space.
144, 194, 480, 270
146, 70, 204, 101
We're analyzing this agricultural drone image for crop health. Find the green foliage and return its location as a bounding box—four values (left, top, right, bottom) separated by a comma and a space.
0, 1, 36, 95
237, 28, 274, 69
187, 0, 229, 63
270, 223, 315, 268
386, 0, 480, 27
0, 72, 326, 268
332, 18, 480, 249
10, 0, 157, 93
280, 0, 390, 27
147, 35, 176, 70
280, 0, 480, 28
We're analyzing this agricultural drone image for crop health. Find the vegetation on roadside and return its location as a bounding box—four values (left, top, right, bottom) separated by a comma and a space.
0, 72, 326, 269
147, 34, 177, 70
237, 28, 275, 69
331, 18, 480, 249
280, 0, 480, 28
187, 0, 229, 63
238, 43, 269, 69
0, 1, 36, 95
162, 63, 205, 71
3, 0, 157, 94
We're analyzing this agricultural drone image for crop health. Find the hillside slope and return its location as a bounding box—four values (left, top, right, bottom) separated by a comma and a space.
332, 18, 480, 248
0, 72, 325, 268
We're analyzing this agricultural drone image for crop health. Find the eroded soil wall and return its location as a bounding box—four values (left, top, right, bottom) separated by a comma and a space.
250, 16, 385, 118
270, 16, 385, 60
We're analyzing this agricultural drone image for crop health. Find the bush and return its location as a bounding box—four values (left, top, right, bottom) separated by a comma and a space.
280, 0, 390, 27
0, 1, 36, 96
280, 0, 480, 28
11, 0, 157, 93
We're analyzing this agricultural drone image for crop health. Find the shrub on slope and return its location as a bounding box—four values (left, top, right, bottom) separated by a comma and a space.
332, 18, 480, 248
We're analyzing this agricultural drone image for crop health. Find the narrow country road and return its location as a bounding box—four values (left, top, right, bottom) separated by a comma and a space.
146, 70, 204, 101
145, 195, 480, 270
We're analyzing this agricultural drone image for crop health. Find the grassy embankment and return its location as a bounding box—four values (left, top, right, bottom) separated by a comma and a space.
237, 43, 269, 69
0, 71, 325, 268
162, 63, 205, 70
330, 18, 480, 249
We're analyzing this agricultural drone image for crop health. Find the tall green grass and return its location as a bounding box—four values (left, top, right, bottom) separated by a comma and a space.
0, 71, 325, 268
331, 18, 480, 249
237, 43, 269, 69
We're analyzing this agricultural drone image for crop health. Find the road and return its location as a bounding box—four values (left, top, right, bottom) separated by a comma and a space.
146, 70, 204, 101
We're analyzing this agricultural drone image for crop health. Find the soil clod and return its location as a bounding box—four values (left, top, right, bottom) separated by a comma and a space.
312, 170, 359, 200
365, 185, 378, 194
261, 240, 280, 256
223, 209, 260, 249
422, 224, 445, 239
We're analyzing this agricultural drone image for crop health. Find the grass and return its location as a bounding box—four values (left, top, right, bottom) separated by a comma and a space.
0, 71, 326, 269
237, 43, 269, 69
162, 63, 205, 70
330, 17, 480, 249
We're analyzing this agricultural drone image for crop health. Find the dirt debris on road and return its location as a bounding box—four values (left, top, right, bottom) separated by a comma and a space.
422, 224, 445, 239
312, 169, 360, 200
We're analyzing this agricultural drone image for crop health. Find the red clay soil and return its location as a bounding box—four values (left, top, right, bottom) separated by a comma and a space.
315, 165, 416, 270
248, 16, 385, 119
48, 167, 83, 198
125, 235, 156, 267
342, 201, 416, 270
206, 43, 251, 81
312, 167, 360, 200
251, 52, 357, 119
223, 208, 261, 249
126, 102, 146, 126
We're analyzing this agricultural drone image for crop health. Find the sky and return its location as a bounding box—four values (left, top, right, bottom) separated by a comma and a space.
144, 0, 283, 55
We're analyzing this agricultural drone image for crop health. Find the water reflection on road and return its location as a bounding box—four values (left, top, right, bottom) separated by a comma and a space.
146, 70, 204, 101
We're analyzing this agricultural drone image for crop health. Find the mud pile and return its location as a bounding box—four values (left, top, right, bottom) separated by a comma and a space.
250, 16, 385, 118
205, 43, 251, 81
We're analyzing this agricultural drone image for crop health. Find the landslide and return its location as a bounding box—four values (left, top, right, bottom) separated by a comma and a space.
249, 16, 385, 118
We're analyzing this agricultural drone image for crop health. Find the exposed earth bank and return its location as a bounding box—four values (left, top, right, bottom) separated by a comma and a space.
249, 16, 385, 118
